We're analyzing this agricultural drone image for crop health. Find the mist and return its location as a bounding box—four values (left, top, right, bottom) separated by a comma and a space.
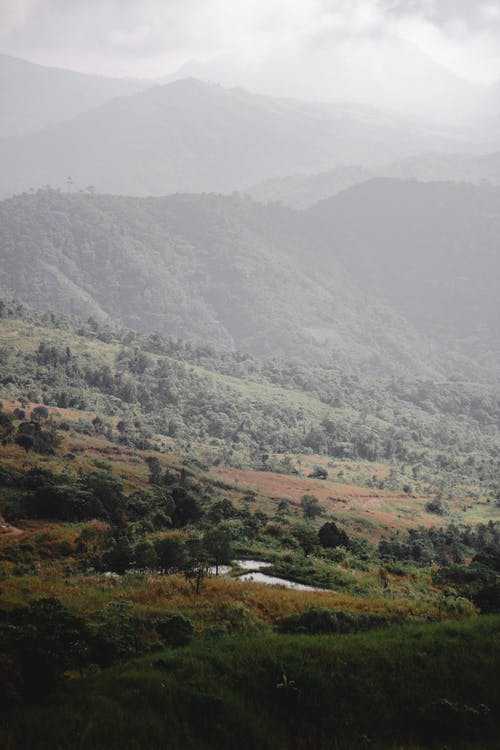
2, 0, 500, 122
0, 4, 499, 749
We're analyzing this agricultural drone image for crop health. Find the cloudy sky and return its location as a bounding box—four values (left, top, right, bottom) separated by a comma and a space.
1, 0, 500, 87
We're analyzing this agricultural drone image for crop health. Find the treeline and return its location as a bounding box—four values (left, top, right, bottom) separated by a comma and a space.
1, 298, 500, 492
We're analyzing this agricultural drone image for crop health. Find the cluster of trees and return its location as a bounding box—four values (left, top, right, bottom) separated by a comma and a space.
379, 521, 500, 613
0, 403, 61, 454
0, 596, 194, 703
1, 299, 499, 495
379, 521, 500, 566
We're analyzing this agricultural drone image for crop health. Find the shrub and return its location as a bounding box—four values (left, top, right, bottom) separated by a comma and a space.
156, 613, 194, 647
318, 521, 350, 549
280, 607, 389, 635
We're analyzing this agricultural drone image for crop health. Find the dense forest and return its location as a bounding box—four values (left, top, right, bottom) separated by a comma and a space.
1, 299, 499, 496
1, 185, 499, 377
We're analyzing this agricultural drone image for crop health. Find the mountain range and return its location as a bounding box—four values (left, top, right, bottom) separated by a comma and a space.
1, 183, 498, 380
0, 53, 147, 137
0, 74, 483, 199
170, 36, 494, 124
247, 151, 500, 207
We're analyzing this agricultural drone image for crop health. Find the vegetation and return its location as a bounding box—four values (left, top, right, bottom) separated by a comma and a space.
1, 618, 499, 749
0, 298, 499, 500
0, 299, 498, 747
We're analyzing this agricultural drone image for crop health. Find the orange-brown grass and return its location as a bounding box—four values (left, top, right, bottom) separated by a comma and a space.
0, 397, 104, 425
211, 466, 448, 541
0, 569, 443, 627
294, 454, 391, 481
0, 421, 181, 496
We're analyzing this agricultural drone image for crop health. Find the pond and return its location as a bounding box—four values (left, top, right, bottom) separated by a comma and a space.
238, 571, 329, 592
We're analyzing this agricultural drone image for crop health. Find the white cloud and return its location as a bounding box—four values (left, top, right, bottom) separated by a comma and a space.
0, 0, 499, 86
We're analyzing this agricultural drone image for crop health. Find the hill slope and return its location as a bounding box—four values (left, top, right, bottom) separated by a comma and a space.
308, 179, 500, 367
0, 54, 147, 137
1, 184, 499, 376
0, 188, 440, 372
247, 151, 500, 208
0, 78, 482, 198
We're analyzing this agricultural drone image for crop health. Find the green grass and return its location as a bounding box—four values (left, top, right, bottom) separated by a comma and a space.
2, 616, 499, 750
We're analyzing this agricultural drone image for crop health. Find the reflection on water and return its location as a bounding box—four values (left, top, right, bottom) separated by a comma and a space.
238, 571, 328, 592
233, 560, 272, 570
208, 559, 327, 591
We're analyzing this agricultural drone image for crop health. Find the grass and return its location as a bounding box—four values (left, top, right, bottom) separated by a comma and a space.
1, 616, 499, 750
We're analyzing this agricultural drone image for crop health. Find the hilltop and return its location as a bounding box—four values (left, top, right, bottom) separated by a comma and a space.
0, 54, 146, 137
247, 150, 500, 208
0, 77, 480, 198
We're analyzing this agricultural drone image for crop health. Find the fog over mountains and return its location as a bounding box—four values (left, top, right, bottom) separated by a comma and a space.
248, 151, 500, 207
0, 53, 499, 384
0, 70, 489, 200
0, 54, 147, 137
1, 182, 498, 381
170, 35, 495, 124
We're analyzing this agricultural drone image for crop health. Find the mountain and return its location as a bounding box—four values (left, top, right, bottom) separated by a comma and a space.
0, 187, 459, 376
0, 78, 484, 198
0, 185, 499, 380
309, 179, 500, 368
171, 36, 489, 124
0, 54, 147, 137
247, 151, 500, 208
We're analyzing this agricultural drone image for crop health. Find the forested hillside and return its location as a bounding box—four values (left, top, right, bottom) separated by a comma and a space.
1, 300, 499, 498
247, 151, 500, 208
1, 185, 499, 378
0, 187, 442, 373
0, 77, 479, 198
309, 179, 500, 368
0, 300, 499, 750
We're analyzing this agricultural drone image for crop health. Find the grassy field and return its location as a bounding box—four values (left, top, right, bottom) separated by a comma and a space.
1, 616, 499, 750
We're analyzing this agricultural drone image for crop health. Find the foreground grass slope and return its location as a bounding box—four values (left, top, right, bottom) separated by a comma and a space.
2, 618, 499, 750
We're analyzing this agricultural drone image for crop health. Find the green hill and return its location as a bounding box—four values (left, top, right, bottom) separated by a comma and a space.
1, 184, 499, 378
0, 187, 443, 373
247, 151, 500, 208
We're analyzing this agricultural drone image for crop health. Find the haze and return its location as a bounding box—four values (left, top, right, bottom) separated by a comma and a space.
1, 2, 500, 748
2, 0, 500, 121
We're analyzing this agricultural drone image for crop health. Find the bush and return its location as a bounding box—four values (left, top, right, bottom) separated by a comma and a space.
318, 521, 350, 549
280, 607, 389, 635
156, 613, 194, 647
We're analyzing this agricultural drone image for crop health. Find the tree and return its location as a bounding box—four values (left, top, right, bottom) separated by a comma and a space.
300, 494, 322, 520
171, 487, 203, 527
318, 521, 350, 549
183, 537, 210, 594
203, 525, 232, 575
31, 405, 49, 422
15, 421, 61, 455
276, 498, 291, 519
101, 537, 134, 574
155, 536, 186, 572
309, 465, 328, 480
293, 524, 318, 556
145, 455, 162, 485
89, 600, 137, 665
3, 598, 89, 696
